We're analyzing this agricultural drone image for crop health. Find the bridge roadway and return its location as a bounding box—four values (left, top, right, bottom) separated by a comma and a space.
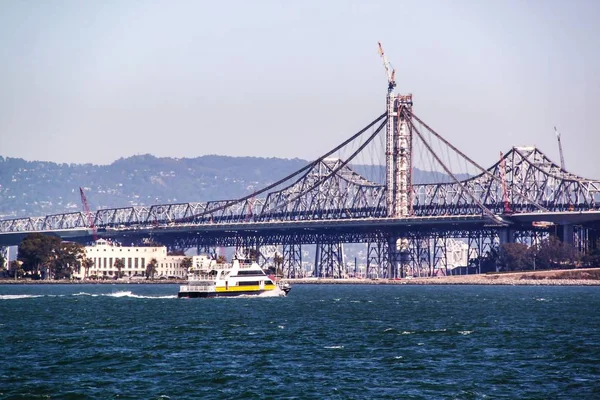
2, 211, 600, 247
0, 215, 498, 247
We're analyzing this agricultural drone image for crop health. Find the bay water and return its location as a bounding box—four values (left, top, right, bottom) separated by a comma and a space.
1, 284, 599, 399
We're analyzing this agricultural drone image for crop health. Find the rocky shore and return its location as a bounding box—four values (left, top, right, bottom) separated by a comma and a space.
286, 268, 600, 286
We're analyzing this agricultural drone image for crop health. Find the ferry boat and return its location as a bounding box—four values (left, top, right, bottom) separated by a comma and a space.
178, 258, 291, 298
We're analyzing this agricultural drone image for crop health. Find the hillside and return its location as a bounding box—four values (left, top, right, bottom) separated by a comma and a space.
0, 154, 462, 218
0, 154, 307, 218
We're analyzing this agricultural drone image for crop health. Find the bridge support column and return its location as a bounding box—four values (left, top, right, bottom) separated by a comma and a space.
589, 228, 600, 251
573, 226, 587, 253
412, 238, 432, 277
282, 243, 303, 278
558, 224, 574, 246
367, 240, 388, 279
315, 241, 345, 278
498, 228, 515, 248
0, 246, 8, 270
387, 236, 402, 279
433, 236, 448, 276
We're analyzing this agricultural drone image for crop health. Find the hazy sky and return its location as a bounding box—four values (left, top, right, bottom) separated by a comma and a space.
1, 0, 599, 178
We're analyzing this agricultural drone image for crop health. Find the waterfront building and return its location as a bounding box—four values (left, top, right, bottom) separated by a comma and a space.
75, 239, 187, 279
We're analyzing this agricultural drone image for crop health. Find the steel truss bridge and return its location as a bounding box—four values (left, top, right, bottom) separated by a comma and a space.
2, 53, 600, 278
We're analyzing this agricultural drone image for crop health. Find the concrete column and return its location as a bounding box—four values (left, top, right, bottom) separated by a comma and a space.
498, 228, 514, 247
558, 224, 574, 245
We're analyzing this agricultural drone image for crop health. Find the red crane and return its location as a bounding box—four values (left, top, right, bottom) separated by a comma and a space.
79, 187, 98, 241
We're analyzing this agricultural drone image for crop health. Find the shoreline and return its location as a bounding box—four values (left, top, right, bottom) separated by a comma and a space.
2, 269, 600, 287
0, 279, 187, 285
284, 277, 600, 286
286, 268, 600, 286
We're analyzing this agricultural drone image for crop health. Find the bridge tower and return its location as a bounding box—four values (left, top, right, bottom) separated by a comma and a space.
379, 43, 414, 278
378, 42, 413, 218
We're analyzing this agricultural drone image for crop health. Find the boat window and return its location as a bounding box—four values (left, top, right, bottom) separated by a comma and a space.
238, 281, 260, 286
234, 270, 266, 276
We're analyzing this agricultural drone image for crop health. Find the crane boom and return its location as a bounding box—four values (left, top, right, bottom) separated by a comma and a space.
554, 126, 566, 170
377, 42, 396, 90
499, 152, 512, 214
79, 187, 98, 241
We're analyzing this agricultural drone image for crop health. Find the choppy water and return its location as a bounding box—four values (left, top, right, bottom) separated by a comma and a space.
1, 284, 599, 399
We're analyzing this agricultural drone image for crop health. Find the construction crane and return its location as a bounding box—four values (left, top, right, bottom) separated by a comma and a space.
377, 41, 396, 91
554, 126, 566, 171
79, 187, 98, 241
499, 152, 512, 214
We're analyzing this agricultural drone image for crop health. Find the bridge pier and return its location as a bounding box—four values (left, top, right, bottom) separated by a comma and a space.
282, 243, 303, 278
387, 236, 405, 279
315, 241, 345, 278
498, 228, 515, 247
367, 240, 388, 279
0, 246, 8, 269
433, 236, 448, 276
557, 224, 574, 246
588, 228, 600, 251
407, 238, 432, 277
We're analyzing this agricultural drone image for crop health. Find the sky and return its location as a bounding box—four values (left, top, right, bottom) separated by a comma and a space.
0, 0, 599, 178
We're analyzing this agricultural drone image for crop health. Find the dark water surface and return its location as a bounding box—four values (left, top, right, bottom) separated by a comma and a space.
1, 284, 599, 399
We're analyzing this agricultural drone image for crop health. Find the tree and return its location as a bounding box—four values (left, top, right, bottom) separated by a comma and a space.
145, 258, 158, 279
18, 233, 62, 279
581, 248, 600, 268
499, 243, 532, 271
10, 260, 23, 280
274, 253, 283, 268
244, 248, 260, 262
216, 255, 227, 264
0, 252, 5, 271
273, 253, 284, 277
535, 236, 580, 270
82, 258, 94, 279
53, 242, 86, 279
181, 257, 193, 272
114, 258, 125, 278
471, 247, 500, 273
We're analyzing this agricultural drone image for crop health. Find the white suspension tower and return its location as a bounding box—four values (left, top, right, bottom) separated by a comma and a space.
378, 42, 413, 218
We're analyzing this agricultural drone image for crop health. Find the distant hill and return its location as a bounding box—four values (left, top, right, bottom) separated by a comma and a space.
0, 154, 465, 218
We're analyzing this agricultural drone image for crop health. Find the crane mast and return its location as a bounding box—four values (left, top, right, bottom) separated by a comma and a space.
554, 126, 566, 171
379, 42, 397, 217
499, 152, 511, 214
79, 187, 98, 241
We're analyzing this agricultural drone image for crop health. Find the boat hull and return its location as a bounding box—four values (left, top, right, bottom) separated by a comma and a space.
178, 289, 283, 298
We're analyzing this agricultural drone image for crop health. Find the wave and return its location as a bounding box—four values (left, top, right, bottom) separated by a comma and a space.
103, 291, 177, 299
0, 294, 44, 300
0, 292, 177, 300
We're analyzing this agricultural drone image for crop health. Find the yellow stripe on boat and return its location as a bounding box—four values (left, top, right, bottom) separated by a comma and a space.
215, 284, 276, 293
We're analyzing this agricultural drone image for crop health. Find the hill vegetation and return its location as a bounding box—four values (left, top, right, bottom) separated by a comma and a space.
0, 154, 456, 218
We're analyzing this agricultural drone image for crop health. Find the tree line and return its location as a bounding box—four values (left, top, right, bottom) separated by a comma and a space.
475, 236, 600, 273
0, 233, 194, 280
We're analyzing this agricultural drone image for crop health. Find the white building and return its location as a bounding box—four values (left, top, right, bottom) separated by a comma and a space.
76, 239, 188, 279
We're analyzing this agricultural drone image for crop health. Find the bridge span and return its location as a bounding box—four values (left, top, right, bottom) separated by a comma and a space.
2, 49, 600, 278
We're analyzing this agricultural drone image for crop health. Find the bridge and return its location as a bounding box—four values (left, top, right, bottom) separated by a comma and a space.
2, 48, 600, 278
